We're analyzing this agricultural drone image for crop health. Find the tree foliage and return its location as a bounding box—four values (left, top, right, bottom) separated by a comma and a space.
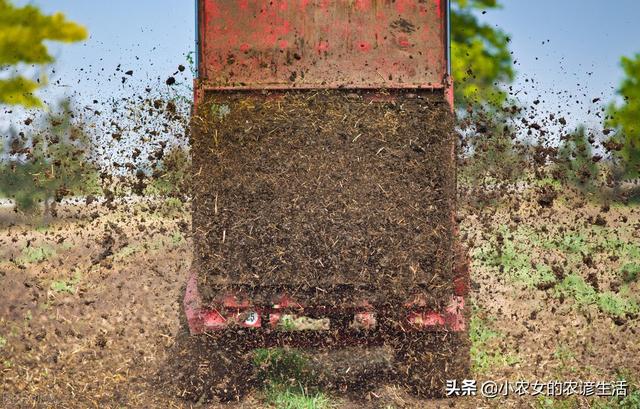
453, 0, 519, 189
607, 54, 640, 179
555, 126, 598, 191
459, 113, 525, 187
0, 100, 100, 214
0, 0, 87, 107
145, 144, 191, 198
451, 0, 515, 108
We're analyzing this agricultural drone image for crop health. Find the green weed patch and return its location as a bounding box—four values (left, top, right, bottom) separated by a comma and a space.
470, 307, 520, 373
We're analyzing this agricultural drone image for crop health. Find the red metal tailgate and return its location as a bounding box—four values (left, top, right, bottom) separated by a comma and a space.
197, 0, 449, 90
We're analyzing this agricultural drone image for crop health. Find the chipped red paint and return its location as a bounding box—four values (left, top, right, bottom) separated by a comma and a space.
273, 294, 303, 309
221, 294, 250, 309
397, 35, 410, 48
316, 40, 330, 54
192, 79, 202, 113
394, 0, 415, 14
355, 0, 370, 11
435, 0, 443, 18
203, 309, 226, 329
445, 79, 455, 112
358, 41, 372, 52
197, 0, 449, 90
454, 276, 468, 297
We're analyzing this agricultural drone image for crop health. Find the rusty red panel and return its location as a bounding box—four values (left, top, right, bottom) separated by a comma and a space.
198, 0, 448, 90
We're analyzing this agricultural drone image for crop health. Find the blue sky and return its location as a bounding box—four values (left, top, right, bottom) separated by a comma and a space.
8, 0, 640, 129
10, 0, 195, 109
482, 0, 640, 126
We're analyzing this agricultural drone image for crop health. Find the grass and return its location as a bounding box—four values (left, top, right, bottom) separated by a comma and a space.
535, 376, 639, 409
544, 227, 640, 318
474, 220, 640, 319
469, 307, 519, 373
553, 343, 578, 374
35, 224, 52, 233
553, 344, 575, 363
253, 348, 310, 385
113, 244, 139, 261
18, 244, 56, 264
545, 231, 588, 255
475, 225, 555, 288
50, 271, 82, 294
112, 233, 185, 261
597, 291, 640, 317
532, 177, 563, 189
592, 371, 640, 409
253, 348, 333, 409
619, 263, 640, 283
554, 274, 640, 318
535, 396, 579, 409
264, 384, 333, 409
171, 232, 184, 245
14, 240, 75, 265
600, 235, 640, 256
607, 386, 640, 409
163, 197, 184, 212
0, 335, 6, 348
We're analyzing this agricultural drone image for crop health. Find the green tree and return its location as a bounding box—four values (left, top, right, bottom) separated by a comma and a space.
452, 0, 515, 108
606, 53, 640, 178
0, 0, 87, 107
460, 113, 526, 188
145, 144, 191, 198
452, 0, 520, 190
555, 126, 598, 191
0, 100, 101, 215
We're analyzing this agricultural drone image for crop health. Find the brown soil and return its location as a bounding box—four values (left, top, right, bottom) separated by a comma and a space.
161, 324, 469, 403
191, 90, 456, 306
0, 204, 191, 408
1, 200, 639, 408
